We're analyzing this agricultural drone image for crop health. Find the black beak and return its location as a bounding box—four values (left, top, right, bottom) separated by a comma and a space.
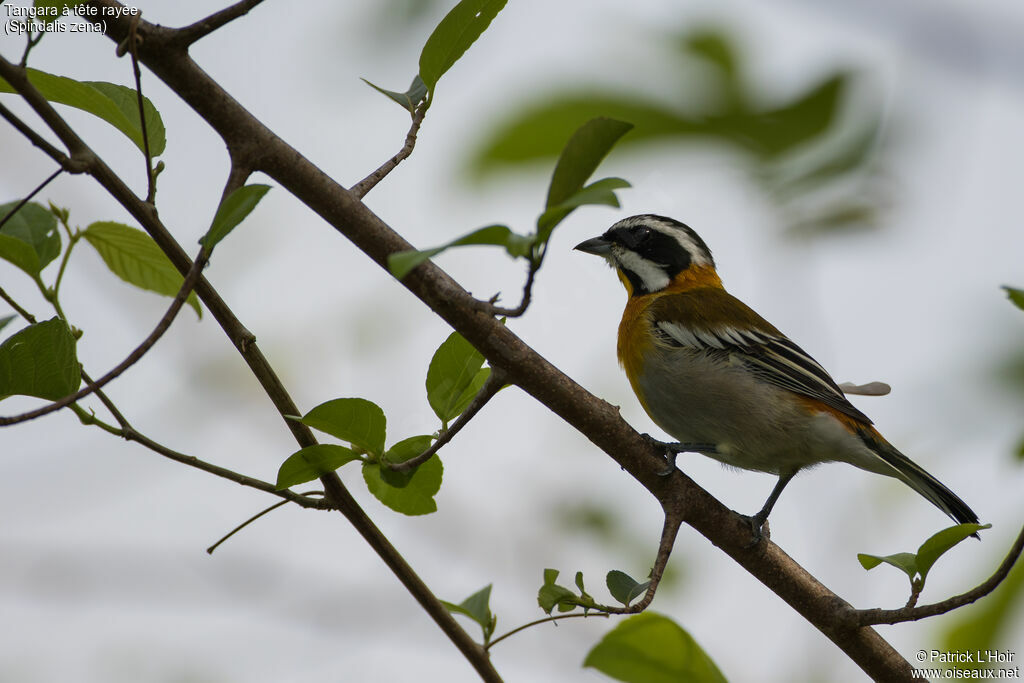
573, 236, 613, 256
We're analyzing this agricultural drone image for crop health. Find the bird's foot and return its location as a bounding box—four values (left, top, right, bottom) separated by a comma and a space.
641, 434, 717, 476
739, 511, 771, 548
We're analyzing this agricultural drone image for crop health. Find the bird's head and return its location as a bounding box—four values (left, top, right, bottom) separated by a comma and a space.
574, 214, 718, 296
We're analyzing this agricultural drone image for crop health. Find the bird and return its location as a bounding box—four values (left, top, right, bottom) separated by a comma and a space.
574, 214, 979, 538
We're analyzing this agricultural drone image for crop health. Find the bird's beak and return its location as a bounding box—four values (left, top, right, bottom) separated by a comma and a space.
573, 236, 613, 256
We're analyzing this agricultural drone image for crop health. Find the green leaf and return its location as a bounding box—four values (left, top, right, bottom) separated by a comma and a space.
383, 434, 434, 465
380, 434, 435, 487
0, 69, 166, 156
737, 73, 849, 158
916, 523, 991, 582
859, 523, 991, 586
418, 0, 507, 91
275, 444, 360, 489
607, 570, 651, 607
82, 222, 201, 318
545, 117, 633, 210
426, 330, 487, 423
199, 184, 271, 251
362, 454, 442, 515
584, 612, 727, 683
361, 76, 428, 113
0, 201, 61, 276
683, 29, 739, 81
538, 569, 580, 615
0, 315, 16, 333
857, 551, 918, 581
299, 397, 387, 457
1003, 286, 1024, 312
469, 97, 694, 174
0, 317, 80, 401
387, 224, 531, 279
442, 584, 495, 640
536, 176, 631, 240
450, 367, 491, 420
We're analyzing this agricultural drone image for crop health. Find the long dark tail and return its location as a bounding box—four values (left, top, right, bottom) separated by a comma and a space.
858, 429, 979, 526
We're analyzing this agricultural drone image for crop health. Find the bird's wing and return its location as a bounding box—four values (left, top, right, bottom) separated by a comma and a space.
649, 288, 872, 424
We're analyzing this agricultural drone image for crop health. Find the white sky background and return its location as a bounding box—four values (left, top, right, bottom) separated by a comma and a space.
1, 1, 1023, 681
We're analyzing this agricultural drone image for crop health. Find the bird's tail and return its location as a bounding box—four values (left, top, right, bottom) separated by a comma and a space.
858, 428, 979, 526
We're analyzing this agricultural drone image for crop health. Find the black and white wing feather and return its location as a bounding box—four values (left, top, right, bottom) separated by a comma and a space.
654, 321, 871, 424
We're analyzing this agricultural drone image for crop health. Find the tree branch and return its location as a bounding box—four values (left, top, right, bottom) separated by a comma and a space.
73, 5, 927, 679
173, 0, 267, 46
0, 166, 63, 232
2, 37, 503, 683
857, 522, 1024, 627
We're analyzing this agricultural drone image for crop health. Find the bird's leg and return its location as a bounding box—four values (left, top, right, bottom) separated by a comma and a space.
642, 434, 718, 476
743, 470, 797, 545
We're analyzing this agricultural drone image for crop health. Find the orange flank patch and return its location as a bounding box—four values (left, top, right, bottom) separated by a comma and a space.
793, 394, 874, 435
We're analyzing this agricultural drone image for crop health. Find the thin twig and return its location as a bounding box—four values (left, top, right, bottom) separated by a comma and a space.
478, 256, 541, 318
387, 367, 507, 472
173, 0, 267, 46
125, 13, 156, 203
587, 507, 684, 615
0, 102, 75, 169
207, 493, 331, 555
19, 26, 44, 66
856, 522, 1024, 626
351, 103, 427, 199
0, 167, 63, 232
486, 612, 610, 650
0, 287, 37, 323
0, 247, 206, 426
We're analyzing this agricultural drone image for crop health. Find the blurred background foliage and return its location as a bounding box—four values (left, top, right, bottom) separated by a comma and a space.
468, 26, 886, 239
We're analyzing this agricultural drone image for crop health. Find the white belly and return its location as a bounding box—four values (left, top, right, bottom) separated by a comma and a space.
635, 349, 878, 475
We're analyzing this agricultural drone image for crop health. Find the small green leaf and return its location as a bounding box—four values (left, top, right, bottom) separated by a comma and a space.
361, 76, 428, 113
0, 201, 61, 276
0, 69, 166, 156
299, 398, 387, 457
362, 454, 442, 515
387, 224, 529, 279
83, 222, 202, 318
199, 184, 271, 251
276, 444, 360, 489
607, 570, 651, 607
536, 176, 631, 239
426, 331, 487, 423
442, 584, 495, 640
1003, 286, 1024, 312
383, 434, 434, 465
418, 0, 507, 91
0, 315, 16, 333
449, 367, 491, 421
545, 117, 633, 210
915, 523, 991, 581
0, 317, 80, 401
380, 434, 435, 487
857, 551, 918, 581
538, 569, 580, 615
584, 612, 727, 683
